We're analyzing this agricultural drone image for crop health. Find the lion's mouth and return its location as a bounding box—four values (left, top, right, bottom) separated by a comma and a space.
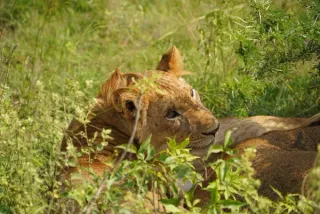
186, 137, 215, 158
187, 137, 215, 150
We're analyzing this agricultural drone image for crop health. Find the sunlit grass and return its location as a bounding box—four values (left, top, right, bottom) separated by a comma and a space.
0, 0, 319, 213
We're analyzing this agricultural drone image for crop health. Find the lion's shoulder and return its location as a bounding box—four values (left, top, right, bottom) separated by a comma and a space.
215, 115, 311, 146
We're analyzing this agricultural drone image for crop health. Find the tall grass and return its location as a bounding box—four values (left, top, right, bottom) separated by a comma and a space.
0, 0, 319, 213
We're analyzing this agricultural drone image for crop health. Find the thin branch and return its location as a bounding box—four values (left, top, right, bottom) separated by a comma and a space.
27, 0, 53, 92
32, 1, 53, 69
152, 181, 157, 214
0, 44, 17, 102
82, 92, 143, 214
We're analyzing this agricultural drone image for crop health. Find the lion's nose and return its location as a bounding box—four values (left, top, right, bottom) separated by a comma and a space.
202, 122, 220, 136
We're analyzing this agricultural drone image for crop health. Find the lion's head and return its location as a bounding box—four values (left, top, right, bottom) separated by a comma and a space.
62, 47, 219, 160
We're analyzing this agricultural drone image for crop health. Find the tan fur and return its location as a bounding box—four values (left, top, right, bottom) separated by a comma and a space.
61, 46, 219, 180
156, 46, 183, 74
196, 114, 320, 204
215, 116, 307, 147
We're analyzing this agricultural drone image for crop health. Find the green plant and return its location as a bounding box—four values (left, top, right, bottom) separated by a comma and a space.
0, 0, 319, 213
195, 0, 320, 117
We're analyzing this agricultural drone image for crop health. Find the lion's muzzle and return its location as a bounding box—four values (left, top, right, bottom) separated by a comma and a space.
201, 122, 220, 136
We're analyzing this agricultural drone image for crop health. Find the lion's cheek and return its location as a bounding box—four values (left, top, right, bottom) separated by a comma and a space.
168, 119, 193, 142
167, 119, 187, 139
150, 135, 169, 153
149, 120, 187, 153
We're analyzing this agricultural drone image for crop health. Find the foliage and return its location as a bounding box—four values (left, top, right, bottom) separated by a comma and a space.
61, 136, 202, 213
195, 0, 320, 117
0, 0, 319, 213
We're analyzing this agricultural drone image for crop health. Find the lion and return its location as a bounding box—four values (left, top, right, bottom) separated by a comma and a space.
195, 113, 320, 204
61, 46, 219, 179
61, 46, 319, 209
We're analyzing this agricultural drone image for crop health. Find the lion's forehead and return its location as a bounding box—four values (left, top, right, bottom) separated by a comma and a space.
143, 74, 203, 111
156, 74, 191, 89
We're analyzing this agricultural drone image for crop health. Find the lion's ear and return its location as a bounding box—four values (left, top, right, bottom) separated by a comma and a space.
156, 46, 184, 76
99, 69, 143, 106
112, 88, 140, 119
99, 68, 126, 104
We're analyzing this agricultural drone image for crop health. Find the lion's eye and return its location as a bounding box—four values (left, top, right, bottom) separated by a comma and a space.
166, 110, 180, 119
191, 89, 196, 98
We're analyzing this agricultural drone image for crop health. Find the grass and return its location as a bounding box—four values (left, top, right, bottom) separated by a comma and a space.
0, 0, 319, 213
1, 1, 319, 117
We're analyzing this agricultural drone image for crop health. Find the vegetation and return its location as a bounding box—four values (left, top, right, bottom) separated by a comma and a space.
0, 0, 319, 213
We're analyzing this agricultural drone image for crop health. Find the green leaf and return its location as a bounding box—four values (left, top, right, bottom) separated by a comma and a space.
137, 136, 155, 160
219, 161, 228, 181
157, 153, 169, 162
139, 136, 151, 153
178, 138, 190, 149
219, 199, 246, 208
160, 198, 180, 206
70, 172, 84, 182
224, 130, 233, 149
270, 186, 284, 199
167, 138, 177, 149
30, 206, 47, 214
106, 176, 118, 189
207, 144, 224, 159
137, 136, 150, 160
225, 149, 237, 156
212, 145, 224, 153
206, 182, 220, 203
173, 165, 190, 179
164, 156, 176, 164
96, 144, 104, 151
0, 204, 13, 214
115, 143, 137, 154
145, 145, 155, 161
161, 204, 182, 213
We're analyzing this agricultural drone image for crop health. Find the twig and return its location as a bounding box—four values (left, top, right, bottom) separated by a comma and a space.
152, 181, 157, 214
26, 0, 53, 94
313, 14, 319, 26
32, 0, 53, 72
0, 44, 17, 102
82, 92, 143, 214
